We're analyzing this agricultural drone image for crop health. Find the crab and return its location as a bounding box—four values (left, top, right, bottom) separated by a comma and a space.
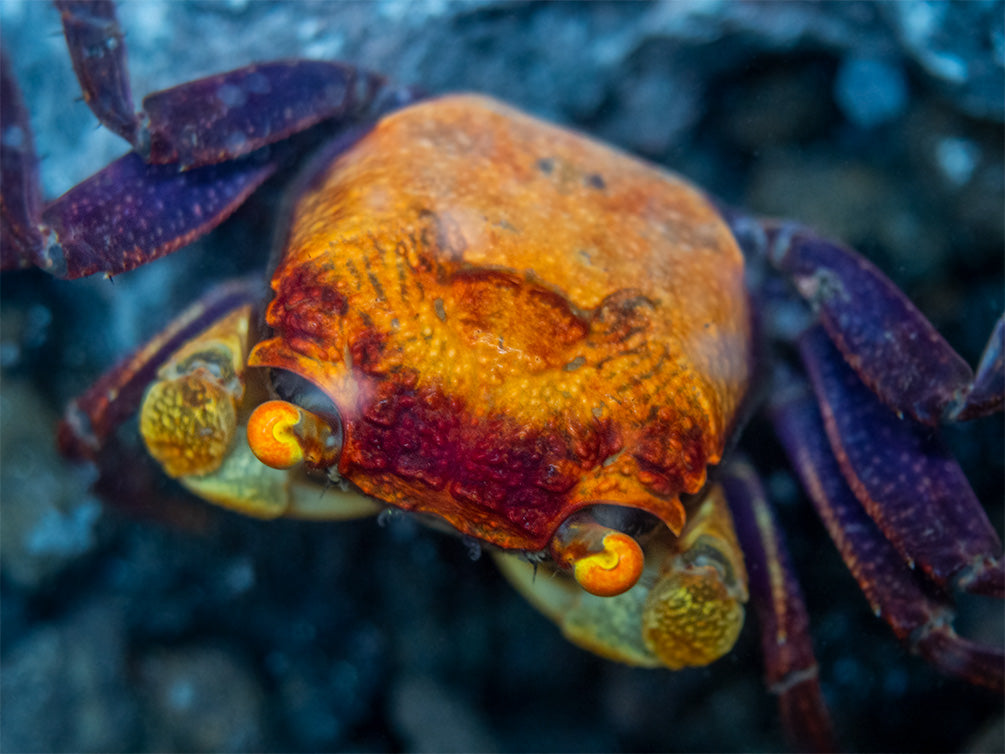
2, 2, 1003, 751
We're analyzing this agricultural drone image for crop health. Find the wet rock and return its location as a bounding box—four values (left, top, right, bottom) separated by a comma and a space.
0, 602, 138, 753
388, 675, 497, 753
0, 377, 102, 588
136, 644, 266, 752
882, 0, 1005, 121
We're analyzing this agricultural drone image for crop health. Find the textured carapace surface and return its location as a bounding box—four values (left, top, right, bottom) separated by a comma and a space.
250, 95, 751, 551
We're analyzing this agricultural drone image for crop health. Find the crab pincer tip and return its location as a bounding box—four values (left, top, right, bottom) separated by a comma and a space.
551, 518, 645, 597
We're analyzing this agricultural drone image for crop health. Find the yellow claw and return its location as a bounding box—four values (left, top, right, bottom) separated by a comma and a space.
641, 486, 749, 669
641, 562, 746, 669
247, 400, 340, 471
140, 375, 238, 478
550, 517, 645, 597
497, 483, 748, 670
139, 306, 251, 478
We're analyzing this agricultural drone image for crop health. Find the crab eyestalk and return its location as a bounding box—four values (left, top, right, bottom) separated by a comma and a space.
549, 515, 646, 597
247, 400, 341, 471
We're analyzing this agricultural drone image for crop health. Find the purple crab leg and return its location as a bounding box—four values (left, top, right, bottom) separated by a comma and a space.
720, 461, 837, 753
764, 221, 1000, 426
58, 276, 265, 462
56, 0, 409, 170
54, 0, 139, 144
38, 150, 278, 279
799, 324, 1004, 597
140, 61, 396, 168
0, 48, 44, 270
955, 313, 1004, 421
769, 366, 1004, 692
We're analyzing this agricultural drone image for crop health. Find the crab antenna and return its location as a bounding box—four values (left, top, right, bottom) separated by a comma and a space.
247, 400, 340, 470
549, 515, 645, 597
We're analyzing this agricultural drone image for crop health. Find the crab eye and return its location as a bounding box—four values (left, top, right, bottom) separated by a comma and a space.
549, 512, 646, 598
247, 370, 343, 470
271, 368, 340, 420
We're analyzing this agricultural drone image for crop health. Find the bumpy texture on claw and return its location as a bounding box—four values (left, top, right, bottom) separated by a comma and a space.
638, 488, 749, 670
139, 306, 251, 478
495, 483, 748, 671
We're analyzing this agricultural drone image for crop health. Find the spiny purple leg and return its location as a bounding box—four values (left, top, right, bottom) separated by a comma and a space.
769, 367, 1004, 692
954, 313, 1004, 421
721, 460, 837, 753
59, 276, 265, 462
799, 324, 1004, 597
54, 0, 138, 144
765, 222, 984, 426
0, 48, 44, 270
39, 150, 277, 279
142, 61, 395, 167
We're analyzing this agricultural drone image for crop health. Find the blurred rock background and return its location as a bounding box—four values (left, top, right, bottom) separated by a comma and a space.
1, 1, 1002, 751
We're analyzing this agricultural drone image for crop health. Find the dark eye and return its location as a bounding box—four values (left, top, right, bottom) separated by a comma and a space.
270, 369, 342, 437
589, 504, 661, 540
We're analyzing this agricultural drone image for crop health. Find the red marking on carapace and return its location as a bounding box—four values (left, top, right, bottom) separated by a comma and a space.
339, 377, 626, 544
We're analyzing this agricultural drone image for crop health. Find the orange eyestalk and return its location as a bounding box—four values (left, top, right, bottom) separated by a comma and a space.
247, 400, 340, 470
549, 515, 645, 597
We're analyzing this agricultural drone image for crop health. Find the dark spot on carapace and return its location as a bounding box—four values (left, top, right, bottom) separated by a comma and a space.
270, 265, 349, 341
536, 157, 555, 174
593, 289, 656, 341
350, 328, 387, 373
586, 173, 606, 190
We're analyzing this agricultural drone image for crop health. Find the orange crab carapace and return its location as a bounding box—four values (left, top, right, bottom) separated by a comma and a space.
140, 95, 753, 670
253, 95, 751, 547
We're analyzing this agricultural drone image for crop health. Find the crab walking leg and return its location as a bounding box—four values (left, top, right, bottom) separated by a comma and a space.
0, 33, 277, 278
494, 485, 748, 670
54, 0, 137, 145
3, 0, 420, 278
0, 49, 43, 270
54, 1, 398, 168
769, 368, 1005, 693
799, 325, 1004, 597
137, 296, 378, 521
958, 313, 1005, 421
720, 460, 837, 754
764, 221, 1003, 425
